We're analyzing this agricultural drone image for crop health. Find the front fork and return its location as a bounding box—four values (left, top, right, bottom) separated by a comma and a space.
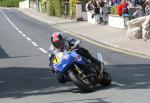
96, 53, 105, 79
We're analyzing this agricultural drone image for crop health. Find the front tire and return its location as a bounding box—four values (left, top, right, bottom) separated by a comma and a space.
68, 70, 94, 92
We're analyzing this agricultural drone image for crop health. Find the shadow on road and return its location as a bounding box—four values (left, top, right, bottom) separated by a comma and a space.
0, 67, 75, 99
0, 45, 9, 59
0, 63, 150, 99
108, 64, 150, 89
50, 97, 109, 103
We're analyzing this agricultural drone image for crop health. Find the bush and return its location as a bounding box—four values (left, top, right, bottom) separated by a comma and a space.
0, 0, 21, 7
47, 0, 62, 17
47, 0, 54, 16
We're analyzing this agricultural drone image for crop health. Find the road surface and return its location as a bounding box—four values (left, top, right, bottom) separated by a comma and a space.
0, 8, 150, 103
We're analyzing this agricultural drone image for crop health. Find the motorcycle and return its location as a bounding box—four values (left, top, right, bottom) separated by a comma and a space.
51, 44, 111, 92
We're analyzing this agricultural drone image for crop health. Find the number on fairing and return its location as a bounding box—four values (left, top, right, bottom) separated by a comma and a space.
75, 55, 81, 61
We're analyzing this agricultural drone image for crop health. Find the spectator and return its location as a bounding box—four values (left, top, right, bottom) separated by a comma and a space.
85, 0, 94, 12
111, 0, 116, 5
122, 0, 129, 14
116, 0, 121, 4
132, 6, 143, 18
93, 0, 100, 23
108, 0, 112, 6
102, 3, 109, 24
127, 0, 139, 19
85, 0, 95, 19
99, 0, 105, 24
70, 0, 77, 19
117, 2, 123, 16
139, 0, 146, 14
132, 0, 140, 6
94, 0, 100, 13
144, 0, 150, 15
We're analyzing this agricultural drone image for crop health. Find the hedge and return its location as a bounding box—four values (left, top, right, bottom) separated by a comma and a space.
0, 0, 21, 7
47, 0, 62, 17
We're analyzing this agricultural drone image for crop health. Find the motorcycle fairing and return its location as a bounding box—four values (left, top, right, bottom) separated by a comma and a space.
53, 50, 85, 72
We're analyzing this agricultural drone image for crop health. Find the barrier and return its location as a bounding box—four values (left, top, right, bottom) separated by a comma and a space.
108, 14, 129, 29
19, 0, 29, 8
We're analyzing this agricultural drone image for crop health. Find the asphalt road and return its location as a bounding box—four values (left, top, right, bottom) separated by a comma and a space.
0, 8, 150, 103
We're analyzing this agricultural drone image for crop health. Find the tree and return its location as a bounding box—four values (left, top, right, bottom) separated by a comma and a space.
47, 0, 62, 17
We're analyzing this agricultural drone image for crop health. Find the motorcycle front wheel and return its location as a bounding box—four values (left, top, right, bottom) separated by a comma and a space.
68, 70, 94, 92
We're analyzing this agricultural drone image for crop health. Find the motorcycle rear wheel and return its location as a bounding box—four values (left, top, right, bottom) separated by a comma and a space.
99, 71, 112, 86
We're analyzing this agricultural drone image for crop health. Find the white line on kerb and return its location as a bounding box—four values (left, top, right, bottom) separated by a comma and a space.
39, 48, 47, 54
31, 42, 38, 47
26, 37, 31, 41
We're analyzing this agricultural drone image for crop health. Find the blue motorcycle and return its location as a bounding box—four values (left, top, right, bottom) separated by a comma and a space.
52, 49, 111, 92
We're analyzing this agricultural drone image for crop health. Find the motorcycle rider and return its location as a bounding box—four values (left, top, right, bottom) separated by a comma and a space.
48, 32, 102, 83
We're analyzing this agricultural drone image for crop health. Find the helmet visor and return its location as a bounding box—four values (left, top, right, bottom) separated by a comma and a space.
53, 40, 64, 49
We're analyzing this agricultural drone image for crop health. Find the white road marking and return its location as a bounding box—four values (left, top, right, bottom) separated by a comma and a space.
112, 81, 125, 87
26, 37, 31, 41
103, 61, 109, 65
13, 26, 17, 29
14, 26, 20, 31
18, 30, 23, 34
39, 48, 48, 54
12, 24, 15, 27
22, 33, 26, 37
0, 81, 5, 83
31, 42, 38, 47
1, 10, 10, 22
1, 9, 47, 55
1, 9, 110, 63
10, 22, 14, 25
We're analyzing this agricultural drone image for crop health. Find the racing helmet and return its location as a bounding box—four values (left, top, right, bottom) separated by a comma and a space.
51, 32, 65, 50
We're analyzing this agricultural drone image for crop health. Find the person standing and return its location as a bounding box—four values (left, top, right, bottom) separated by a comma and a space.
85, 0, 96, 23
122, 0, 129, 14
85, 0, 94, 12
102, 3, 109, 24
69, 0, 77, 19
144, 0, 150, 15
99, 0, 105, 24
93, 0, 100, 23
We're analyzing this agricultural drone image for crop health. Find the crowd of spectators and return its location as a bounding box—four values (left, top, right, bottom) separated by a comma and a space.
85, 0, 150, 24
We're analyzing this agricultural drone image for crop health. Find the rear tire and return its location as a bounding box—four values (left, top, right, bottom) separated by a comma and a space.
68, 70, 94, 92
99, 71, 112, 86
